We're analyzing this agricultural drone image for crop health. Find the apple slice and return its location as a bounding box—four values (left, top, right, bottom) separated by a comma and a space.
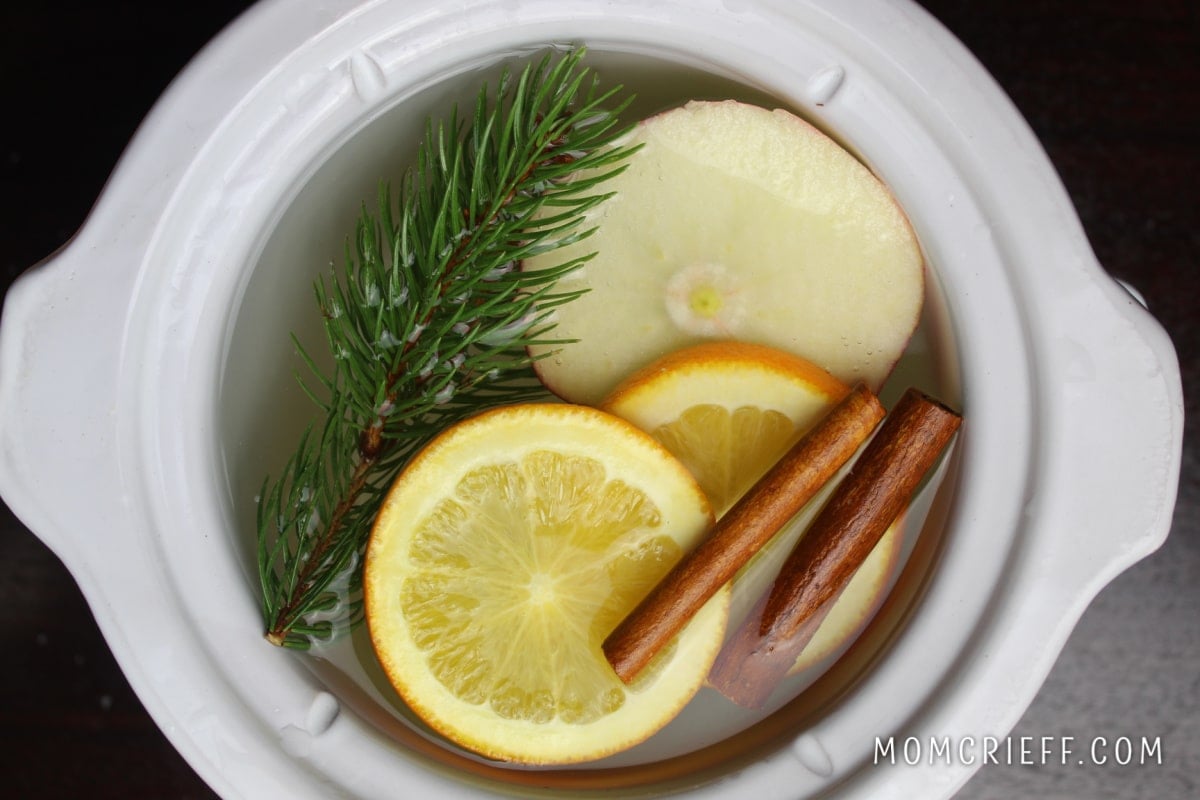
524, 99, 924, 405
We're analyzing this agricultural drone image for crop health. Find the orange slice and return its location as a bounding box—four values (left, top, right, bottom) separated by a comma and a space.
364, 403, 729, 764
601, 341, 901, 674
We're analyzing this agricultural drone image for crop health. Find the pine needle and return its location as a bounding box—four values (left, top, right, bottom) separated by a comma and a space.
258, 47, 638, 649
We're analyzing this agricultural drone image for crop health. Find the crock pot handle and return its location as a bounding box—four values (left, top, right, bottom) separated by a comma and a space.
0, 244, 132, 571
1033, 270, 1183, 591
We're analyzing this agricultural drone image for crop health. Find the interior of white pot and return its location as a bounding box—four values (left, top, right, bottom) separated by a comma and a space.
217, 43, 963, 794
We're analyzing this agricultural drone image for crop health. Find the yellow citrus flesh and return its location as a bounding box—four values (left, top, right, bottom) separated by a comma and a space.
364, 403, 728, 764
601, 341, 848, 515
601, 341, 900, 673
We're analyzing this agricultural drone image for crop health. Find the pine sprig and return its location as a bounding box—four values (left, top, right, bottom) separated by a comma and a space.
258, 48, 638, 648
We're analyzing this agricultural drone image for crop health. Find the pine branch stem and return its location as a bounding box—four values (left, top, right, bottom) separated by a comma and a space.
265, 451, 380, 644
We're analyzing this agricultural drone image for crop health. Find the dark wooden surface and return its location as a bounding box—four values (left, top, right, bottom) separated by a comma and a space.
1, 2, 1196, 798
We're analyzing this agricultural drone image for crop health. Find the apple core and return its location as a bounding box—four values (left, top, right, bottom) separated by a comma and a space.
665, 262, 747, 337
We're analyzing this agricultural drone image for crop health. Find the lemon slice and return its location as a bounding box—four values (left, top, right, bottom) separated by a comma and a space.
364, 403, 728, 764
601, 341, 901, 673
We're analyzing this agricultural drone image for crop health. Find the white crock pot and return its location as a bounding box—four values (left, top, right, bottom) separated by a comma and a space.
0, 0, 1183, 798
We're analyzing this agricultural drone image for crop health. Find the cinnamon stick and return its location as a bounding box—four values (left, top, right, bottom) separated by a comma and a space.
759, 388, 961, 640
708, 387, 961, 708
602, 383, 885, 683
706, 588, 838, 708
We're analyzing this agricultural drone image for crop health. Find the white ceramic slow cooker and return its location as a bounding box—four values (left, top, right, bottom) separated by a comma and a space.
0, 0, 1183, 798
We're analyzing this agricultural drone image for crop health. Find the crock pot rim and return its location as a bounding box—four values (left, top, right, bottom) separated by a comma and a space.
127, 1, 1035, 793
